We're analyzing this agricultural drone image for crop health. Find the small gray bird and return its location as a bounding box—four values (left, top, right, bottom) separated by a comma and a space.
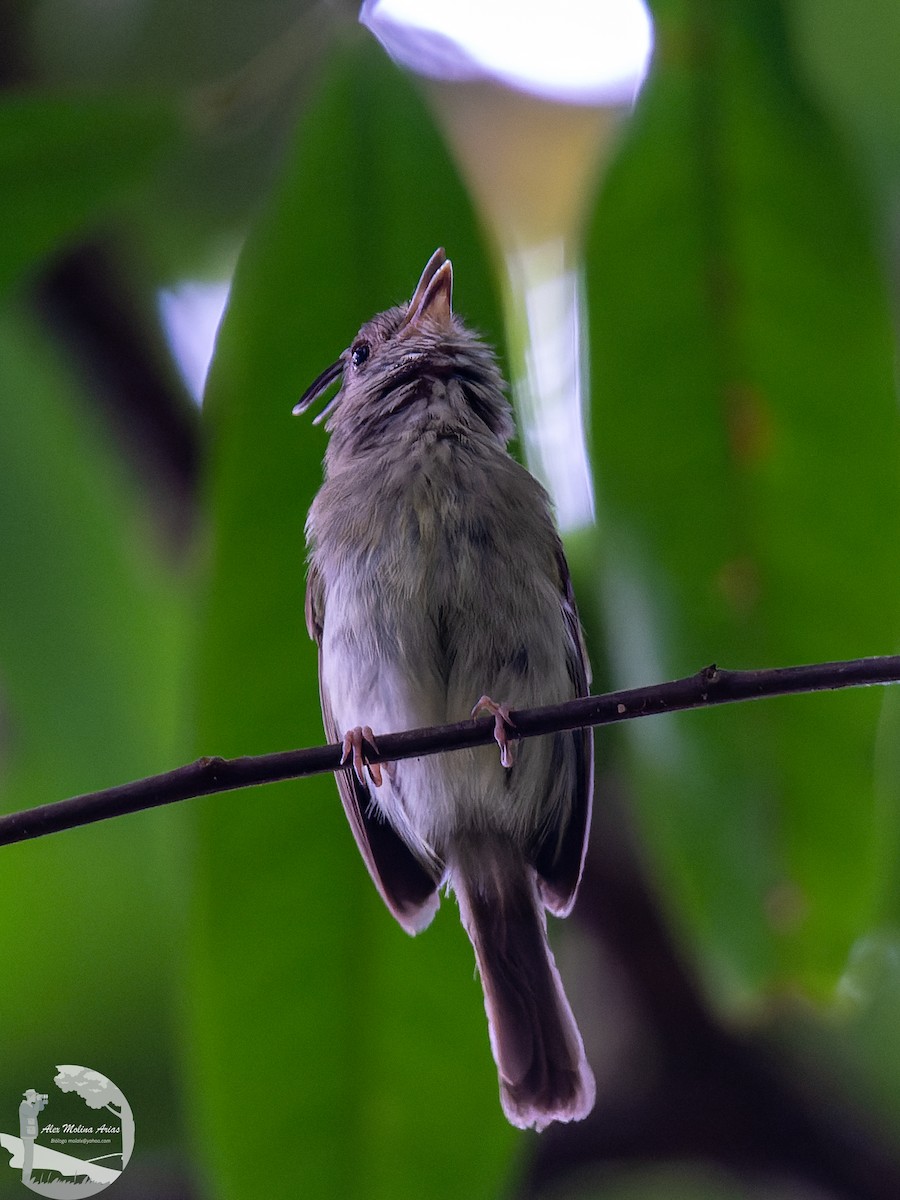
297, 248, 595, 1130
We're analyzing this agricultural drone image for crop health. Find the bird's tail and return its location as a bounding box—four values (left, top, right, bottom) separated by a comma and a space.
452, 836, 595, 1131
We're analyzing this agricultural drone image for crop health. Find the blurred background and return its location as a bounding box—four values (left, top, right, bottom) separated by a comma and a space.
2, 0, 900, 1197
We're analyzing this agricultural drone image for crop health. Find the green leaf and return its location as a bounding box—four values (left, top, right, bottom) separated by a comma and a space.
0, 304, 189, 1136
0, 93, 179, 293
191, 39, 517, 1200
586, 2, 900, 1004
787, 0, 900, 185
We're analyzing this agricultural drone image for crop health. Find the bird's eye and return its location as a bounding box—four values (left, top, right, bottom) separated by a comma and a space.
350, 341, 370, 369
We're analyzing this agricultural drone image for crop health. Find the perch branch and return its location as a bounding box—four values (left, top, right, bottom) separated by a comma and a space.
1, 655, 899, 849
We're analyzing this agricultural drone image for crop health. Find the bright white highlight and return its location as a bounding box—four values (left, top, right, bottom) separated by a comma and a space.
507, 241, 595, 531
362, 0, 653, 103
158, 280, 231, 404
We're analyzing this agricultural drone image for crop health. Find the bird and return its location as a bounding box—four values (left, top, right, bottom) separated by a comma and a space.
296, 247, 595, 1131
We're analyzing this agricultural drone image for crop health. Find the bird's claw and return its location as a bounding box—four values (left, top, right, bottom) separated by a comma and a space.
341, 726, 383, 787
471, 696, 516, 769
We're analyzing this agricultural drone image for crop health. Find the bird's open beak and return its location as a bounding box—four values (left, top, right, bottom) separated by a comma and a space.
293, 358, 343, 417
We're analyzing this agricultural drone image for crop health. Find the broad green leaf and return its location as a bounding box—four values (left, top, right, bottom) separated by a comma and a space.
586, 1, 900, 1004
0, 94, 178, 293
191, 38, 516, 1200
787, 0, 900, 186
0, 305, 189, 1146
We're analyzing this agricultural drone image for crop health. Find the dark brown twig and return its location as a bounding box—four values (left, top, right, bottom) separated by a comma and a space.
1, 655, 898, 849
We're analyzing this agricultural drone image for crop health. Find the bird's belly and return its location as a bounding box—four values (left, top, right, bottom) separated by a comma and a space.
320, 595, 574, 860
317, 470, 577, 857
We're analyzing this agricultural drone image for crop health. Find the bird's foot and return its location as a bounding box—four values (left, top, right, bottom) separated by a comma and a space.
341, 726, 383, 787
471, 696, 516, 768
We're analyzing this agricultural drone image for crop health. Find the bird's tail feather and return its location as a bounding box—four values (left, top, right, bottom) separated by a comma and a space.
452, 836, 595, 1131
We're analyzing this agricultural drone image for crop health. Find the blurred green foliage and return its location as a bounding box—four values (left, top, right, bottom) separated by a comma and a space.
589, 0, 900, 1002
2, 1, 900, 1198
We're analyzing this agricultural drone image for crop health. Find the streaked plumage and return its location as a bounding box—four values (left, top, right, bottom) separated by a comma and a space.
299, 249, 595, 1130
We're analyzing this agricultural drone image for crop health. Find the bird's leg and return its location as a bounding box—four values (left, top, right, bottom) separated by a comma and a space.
341, 725, 383, 787
471, 696, 516, 768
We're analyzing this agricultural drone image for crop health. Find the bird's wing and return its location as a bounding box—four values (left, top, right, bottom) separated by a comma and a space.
306, 559, 441, 935
533, 545, 594, 917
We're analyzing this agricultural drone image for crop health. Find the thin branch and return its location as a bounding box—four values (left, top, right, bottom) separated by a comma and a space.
2, 655, 899, 849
